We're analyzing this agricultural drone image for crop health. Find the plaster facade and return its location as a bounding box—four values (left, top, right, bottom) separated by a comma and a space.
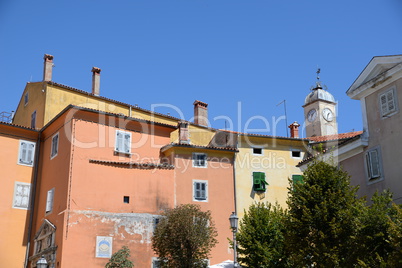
346, 55, 402, 203
235, 135, 306, 219
0, 123, 38, 268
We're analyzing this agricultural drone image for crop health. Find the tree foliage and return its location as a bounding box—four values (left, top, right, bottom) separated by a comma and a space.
105, 246, 134, 268
152, 204, 218, 268
237, 160, 402, 267
286, 160, 364, 267
357, 190, 402, 267
236, 202, 287, 268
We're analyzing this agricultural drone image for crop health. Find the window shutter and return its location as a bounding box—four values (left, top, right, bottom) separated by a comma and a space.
115, 131, 122, 152
20, 141, 27, 163
253, 172, 267, 192
368, 150, 380, 178
124, 133, 131, 153
51, 134, 59, 157
27, 143, 34, 164
380, 94, 388, 115
292, 175, 303, 184
387, 91, 395, 112
46, 189, 54, 213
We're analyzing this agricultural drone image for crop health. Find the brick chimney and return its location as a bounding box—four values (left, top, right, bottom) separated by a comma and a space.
91, 67, 101, 96
178, 121, 190, 144
193, 100, 208, 127
289, 122, 300, 138
43, 54, 54, 82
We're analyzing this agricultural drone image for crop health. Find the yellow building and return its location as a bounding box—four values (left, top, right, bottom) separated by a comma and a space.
234, 132, 307, 218
12, 55, 215, 147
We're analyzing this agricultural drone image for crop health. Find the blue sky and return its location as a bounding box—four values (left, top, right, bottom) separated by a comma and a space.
1, 0, 402, 137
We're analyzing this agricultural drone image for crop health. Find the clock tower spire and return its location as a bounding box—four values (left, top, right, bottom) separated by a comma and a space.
303, 69, 338, 137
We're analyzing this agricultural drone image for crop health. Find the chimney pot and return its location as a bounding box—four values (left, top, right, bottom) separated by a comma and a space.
193, 100, 209, 127
289, 121, 300, 138
91, 67, 101, 96
43, 54, 54, 82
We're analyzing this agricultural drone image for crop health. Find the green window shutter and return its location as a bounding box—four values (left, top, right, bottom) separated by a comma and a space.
292, 175, 303, 185
253, 172, 268, 192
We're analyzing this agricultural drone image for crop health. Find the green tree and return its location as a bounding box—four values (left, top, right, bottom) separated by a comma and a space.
105, 246, 134, 268
152, 204, 218, 268
357, 190, 402, 267
285, 160, 364, 267
236, 202, 288, 268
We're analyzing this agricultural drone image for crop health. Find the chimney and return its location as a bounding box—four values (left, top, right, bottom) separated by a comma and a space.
193, 100, 208, 127
43, 54, 54, 81
91, 67, 101, 96
178, 121, 190, 144
289, 122, 300, 138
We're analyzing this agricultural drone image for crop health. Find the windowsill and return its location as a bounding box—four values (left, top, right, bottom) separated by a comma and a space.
18, 162, 34, 167
192, 165, 208, 168
194, 199, 208, 202
367, 177, 384, 185
114, 151, 132, 156
381, 110, 398, 119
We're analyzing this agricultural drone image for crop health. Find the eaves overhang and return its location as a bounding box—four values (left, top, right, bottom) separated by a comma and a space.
347, 55, 402, 100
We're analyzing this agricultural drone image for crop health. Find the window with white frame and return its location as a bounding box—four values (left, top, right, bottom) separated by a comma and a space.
12, 182, 31, 209
31, 110, 36, 129
46, 188, 54, 214
193, 180, 208, 201
50, 133, 59, 159
366, 147, 383, 181
379, 87, 398, 117
252, 147, 263, 155
18, 140, 35, 166
291, 149, 301, 158
192, 153, 207, 168
115, 130, 131, 154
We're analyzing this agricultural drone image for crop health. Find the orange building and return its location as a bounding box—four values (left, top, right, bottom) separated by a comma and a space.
23, 105, 236, 267
1, 54, 310, 267
0, 121, 38, 268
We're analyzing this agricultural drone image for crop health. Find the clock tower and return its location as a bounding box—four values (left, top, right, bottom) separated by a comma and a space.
303, 72, 338, 137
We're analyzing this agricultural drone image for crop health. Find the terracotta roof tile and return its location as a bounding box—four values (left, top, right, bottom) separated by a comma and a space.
307, 131, 363, 143
89, 159, 174, 169
0, 121, 39, 131
160, 142, 238, 153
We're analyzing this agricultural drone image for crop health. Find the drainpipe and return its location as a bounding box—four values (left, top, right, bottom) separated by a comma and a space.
233, 134, 239, 213
24, 133, 42, 268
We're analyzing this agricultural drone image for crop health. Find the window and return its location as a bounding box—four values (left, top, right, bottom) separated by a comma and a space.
46, 188, 54, 214
31, 110, 36, 129
292, 175, 303, 184
366, 147, 382, 181
193, 180, 208, 201
50, 133, 59, 159
291, 150, 301, 158
18, 140, 35, 166
253, 148, 263, 155
123, 196, 130, 204
24, 92, 29, 106
152, 258, 161, 268
192, 153, 207, 168
253, 172, 268, 192
12, 182, 31, 209
379, 87, 398, 117
115, 130, 131, 154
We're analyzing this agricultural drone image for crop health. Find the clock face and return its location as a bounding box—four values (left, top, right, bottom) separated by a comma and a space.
322, 108, 334, 122
307, 109, 317, 122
